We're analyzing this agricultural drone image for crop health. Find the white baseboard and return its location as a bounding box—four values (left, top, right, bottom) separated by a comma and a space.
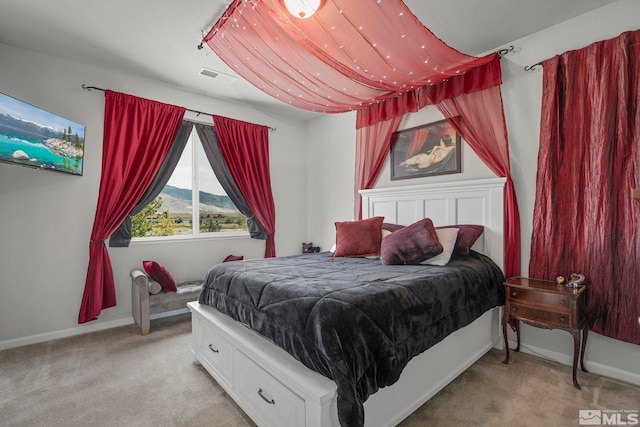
508, 339, 640, 387
149, 307, 190, 320
0, 317, 134, 351
0, 309, 193, 351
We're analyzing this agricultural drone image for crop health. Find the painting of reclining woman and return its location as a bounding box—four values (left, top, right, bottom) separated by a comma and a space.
390, 119, 461, 180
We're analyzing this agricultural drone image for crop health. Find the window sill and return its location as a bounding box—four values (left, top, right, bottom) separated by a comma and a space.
130, 231, 250, 245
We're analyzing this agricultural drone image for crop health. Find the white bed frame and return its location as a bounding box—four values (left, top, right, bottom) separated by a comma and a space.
188, 177, 506, 427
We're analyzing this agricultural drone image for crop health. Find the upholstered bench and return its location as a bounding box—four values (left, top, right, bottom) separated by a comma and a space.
130, 269, 203, 335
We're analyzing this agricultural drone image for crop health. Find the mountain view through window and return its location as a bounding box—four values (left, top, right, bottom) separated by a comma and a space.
132, 129, 247, 238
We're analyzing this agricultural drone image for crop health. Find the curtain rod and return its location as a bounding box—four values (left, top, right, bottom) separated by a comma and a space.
495, 45, 542, 71
81, 84, 276, 131
524, 62, 543, 72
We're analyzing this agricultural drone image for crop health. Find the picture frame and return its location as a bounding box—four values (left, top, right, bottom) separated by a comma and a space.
390, 119, 461, 180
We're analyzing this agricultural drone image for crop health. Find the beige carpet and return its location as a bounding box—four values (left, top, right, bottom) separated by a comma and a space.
1, 314, 638, 427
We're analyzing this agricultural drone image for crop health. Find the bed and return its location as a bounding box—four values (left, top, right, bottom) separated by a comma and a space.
188, 177, 507, 427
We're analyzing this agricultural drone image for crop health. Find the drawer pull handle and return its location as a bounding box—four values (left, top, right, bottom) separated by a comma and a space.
559, 316, 566, 322
208, 344, 219, 353
511, 291, 517, 297
511, 306, 518, 312
559, 300, 566, 305
258, 388, 275, 405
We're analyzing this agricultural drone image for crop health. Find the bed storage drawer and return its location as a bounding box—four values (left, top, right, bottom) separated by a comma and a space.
189, 301, 340, 427
194, 317, 234, 389
235, 350, 305, 427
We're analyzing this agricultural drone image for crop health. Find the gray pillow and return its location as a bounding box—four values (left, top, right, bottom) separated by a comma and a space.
148, 280, 163, 295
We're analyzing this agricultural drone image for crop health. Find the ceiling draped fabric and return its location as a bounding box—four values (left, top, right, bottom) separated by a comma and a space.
205, 0, 496, 116
205, 0, 520, 277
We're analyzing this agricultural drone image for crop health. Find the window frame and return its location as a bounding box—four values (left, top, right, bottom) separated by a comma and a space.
130, 125, 249, 243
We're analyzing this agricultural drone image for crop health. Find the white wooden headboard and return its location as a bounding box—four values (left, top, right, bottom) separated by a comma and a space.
360, 177, 506, 272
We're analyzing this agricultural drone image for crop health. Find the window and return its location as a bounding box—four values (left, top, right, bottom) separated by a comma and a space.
132, 128, 247, 238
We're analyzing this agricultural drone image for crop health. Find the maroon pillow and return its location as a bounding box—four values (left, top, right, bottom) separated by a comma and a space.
381, 218, 443, 265
436, 224, 484, 255
333, 216, 384, 257
223, 254, 244, 262
143, 260, 177, 292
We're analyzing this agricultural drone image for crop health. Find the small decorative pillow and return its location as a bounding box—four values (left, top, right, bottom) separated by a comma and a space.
422, 228, 459, 266
380, 218, 443, 265
143, 260, 177, 292
223, 254, 244, 262
333, 216, 384, 257
147, 280, 163, 295
436, 224, 484, 255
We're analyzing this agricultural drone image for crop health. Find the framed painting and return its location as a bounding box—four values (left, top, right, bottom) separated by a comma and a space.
390, 119, 461, 180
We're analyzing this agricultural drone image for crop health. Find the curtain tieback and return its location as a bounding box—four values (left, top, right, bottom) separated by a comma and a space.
90, 239, 106, 243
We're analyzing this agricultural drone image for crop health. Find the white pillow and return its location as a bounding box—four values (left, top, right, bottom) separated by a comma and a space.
421, 228, 459, 266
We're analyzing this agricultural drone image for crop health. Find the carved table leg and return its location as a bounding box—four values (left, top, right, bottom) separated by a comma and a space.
514, 319, 520, 352
502, 310, 510, 364
580, 326, 589, 373
571, 329, 582, 390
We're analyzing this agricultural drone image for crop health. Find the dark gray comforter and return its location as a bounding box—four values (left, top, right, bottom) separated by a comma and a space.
199, 251, 505, 426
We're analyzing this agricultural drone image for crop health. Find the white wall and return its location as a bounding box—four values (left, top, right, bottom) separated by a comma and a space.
0, 43, 308, 348
306, 0, 640, 384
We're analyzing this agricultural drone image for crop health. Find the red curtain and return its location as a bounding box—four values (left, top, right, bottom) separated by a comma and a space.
529, 30, 640, 345
431, 86, 521, 279
354, 115, 403, 219
353, 56, 520, 278
78, 91, 185, 323
356, 55, 502, 129
213, 115, 277, 258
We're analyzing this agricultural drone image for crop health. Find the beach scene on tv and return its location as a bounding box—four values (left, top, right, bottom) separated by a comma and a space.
0, 92, 85, 176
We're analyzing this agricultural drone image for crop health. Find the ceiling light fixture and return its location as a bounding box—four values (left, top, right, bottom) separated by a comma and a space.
283, 0, 323, 19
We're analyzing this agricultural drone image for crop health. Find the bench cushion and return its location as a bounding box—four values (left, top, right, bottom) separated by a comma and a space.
149, 280, 203, 314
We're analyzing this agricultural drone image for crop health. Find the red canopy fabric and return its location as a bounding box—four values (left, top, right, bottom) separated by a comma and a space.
206, 0, 495, 115
207, 0, 520, 277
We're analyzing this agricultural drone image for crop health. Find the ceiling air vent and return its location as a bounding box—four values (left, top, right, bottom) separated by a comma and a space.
199, 67, 237, 84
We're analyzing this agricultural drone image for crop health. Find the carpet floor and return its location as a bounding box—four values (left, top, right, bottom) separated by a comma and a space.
1, 314, 638, 427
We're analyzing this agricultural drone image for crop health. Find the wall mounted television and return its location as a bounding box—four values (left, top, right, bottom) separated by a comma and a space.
0, 92, 85, 176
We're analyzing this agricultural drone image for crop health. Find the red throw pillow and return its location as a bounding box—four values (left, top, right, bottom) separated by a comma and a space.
223, 254, 244, 262
142, 260, 177, 292
333, 216, 384, 257
381, 218, 443, 265
436, 224, 484, 256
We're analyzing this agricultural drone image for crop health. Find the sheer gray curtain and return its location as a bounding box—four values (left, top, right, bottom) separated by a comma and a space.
195, 123, 267, 239
109, 120, 193, 247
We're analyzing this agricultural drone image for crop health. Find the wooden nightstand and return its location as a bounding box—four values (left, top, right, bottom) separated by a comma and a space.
502, 276, 589, 389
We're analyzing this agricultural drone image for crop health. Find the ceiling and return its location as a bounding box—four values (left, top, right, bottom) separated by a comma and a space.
0, 0, 618, 122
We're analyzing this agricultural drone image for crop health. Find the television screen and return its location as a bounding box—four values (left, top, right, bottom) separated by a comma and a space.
0, 92, 85, 176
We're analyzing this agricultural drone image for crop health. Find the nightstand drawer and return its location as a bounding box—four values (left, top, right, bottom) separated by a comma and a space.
509, 303, 573, 327
508, 288, 571, 310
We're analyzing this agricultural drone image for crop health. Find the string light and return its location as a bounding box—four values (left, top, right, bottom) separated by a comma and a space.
207, 0, 481, 113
